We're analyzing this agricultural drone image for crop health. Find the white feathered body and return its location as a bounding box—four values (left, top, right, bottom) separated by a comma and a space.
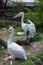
7, 42, 27, 60
21, 22, 36, 37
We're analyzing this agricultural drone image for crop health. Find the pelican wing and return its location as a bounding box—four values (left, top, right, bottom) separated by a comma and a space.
26, 24, 36, 37
8, 42, 26, 59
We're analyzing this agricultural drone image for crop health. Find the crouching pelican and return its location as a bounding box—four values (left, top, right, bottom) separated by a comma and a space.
4, 27, 27, 61
13, 12, 36, 38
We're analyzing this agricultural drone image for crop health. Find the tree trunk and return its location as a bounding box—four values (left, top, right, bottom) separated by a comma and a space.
0, 0, 3, 7
4, 0, 8, 16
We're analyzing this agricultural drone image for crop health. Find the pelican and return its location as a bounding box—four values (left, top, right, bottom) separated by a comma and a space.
4, 27, 27, 61
13, 12, 36, 38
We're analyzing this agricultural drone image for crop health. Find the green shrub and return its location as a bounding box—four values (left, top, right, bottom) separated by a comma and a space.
36, 27, 43, 33
36, 52, 43, 63
0, 20, 8, 28
32, 34, 42, 41
31, 57, 42, 65
21, 60, 35, 65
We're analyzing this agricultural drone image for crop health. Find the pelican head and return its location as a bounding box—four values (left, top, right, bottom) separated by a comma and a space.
8, 26, 14, 34
4, 27, 14, 35
9, 26, 14, 31
13, 12, 24, 19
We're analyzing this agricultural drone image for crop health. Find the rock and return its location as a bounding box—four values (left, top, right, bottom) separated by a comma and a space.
15, 37, 32, 45
0, 38, 7, 48
0, 37, 32, 49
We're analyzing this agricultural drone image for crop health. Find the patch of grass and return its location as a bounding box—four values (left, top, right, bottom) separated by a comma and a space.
32, 34, 42, 42
21, 60, 35, 65
0, 48, 6, 57
37, 27, 43, 33
15, 26, 23, 32
0, 19, 8, 28
36, 51, 43, 64
30, 57, 42, 65
4, 60, 22, 65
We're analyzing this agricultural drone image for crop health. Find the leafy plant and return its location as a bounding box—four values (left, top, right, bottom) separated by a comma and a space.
36, 52, 43, 63
31, 57, 42, 65
21, 60, 35, 65
0, 20, 8, 28
32, 34, 42, 41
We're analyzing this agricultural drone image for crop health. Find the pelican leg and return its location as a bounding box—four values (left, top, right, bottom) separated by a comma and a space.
4, 56, 14, 61
26, 31, 29, 39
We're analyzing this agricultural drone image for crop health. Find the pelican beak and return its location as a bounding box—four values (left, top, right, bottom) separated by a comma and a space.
7, 30, 11, 34
13, 12, 21, 19
2, 29, 11, 38
5, 29, 11, 35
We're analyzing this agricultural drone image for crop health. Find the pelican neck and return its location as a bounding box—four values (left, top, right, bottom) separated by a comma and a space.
21, 14, 24, 25
8, 30, 14, 44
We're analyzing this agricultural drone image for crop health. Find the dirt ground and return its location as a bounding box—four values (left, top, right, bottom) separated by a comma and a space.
26, 40, 43, 57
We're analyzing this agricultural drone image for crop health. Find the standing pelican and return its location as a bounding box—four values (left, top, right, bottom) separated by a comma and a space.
13, 12, 36, 38
5, 27, 27, 61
